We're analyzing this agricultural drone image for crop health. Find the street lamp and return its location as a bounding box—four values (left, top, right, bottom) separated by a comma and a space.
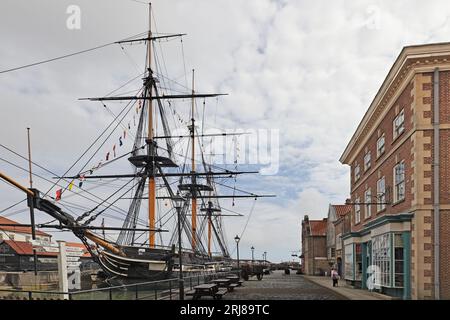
234, 235, 240, 270
251, 246, 255, 262
264, 251, 267, 265
173, 193, 185, 300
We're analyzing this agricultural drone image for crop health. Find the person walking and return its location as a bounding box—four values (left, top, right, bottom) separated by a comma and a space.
331, 268, 339, 287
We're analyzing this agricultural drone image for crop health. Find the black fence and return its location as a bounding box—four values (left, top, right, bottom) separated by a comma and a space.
0, 271, 239, 300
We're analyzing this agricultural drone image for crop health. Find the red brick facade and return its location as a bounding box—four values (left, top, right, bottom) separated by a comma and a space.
341, 43, 450, 299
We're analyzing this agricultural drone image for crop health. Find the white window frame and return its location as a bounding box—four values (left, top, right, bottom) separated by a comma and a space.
364, 151, 371, 171
355, 198, 361, 224
393, 161, 405, 203
377, 134, 385, 158
364, 188, 372, 219
377, 177, 386, 212
354, 164, 361, 182
393, 109, 405, 139
372, 233, 392, 287
344, 244, 354, 280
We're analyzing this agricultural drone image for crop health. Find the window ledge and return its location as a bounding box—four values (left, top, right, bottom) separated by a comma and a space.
391, 130, 405, 145
376, 208, 387, 215
392, 199, 405, 207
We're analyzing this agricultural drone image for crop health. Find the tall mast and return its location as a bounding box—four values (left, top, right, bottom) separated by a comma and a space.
190, 69, 197, 250
27, 128, 38, 276
147, 3, 156, 248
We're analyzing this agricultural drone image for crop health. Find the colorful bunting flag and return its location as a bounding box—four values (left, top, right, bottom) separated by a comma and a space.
55, 189, 62, 201
113, 145, 116, 158
106, 152, 110, 161
124, 130, 127, 139
68, 181, 74, 191
78, 175, 85, 188
128, 123, 131, 130
119, 137, 123, 146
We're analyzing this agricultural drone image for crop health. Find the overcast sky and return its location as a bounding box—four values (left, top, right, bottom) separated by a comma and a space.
2, 0, 450, 263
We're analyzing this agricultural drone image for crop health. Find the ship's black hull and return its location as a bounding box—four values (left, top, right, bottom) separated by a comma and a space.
98, 246, 175, 281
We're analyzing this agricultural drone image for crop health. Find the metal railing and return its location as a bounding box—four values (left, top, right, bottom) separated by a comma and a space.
0, 270, 239, 300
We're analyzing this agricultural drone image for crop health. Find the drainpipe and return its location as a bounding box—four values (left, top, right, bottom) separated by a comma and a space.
433, 68, 440, 300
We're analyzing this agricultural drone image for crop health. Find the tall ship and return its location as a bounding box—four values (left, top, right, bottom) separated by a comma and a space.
0, 4, 272, 283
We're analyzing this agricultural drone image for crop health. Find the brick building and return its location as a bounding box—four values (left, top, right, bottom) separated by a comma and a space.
326, 204, 352, 277
340, 43, 450, 299
301, 215, 328, 276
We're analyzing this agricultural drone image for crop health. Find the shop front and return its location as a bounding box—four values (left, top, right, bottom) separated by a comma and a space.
342, 213, 412, 299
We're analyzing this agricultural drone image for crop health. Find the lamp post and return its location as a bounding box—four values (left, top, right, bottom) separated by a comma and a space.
234, 235, 240, 270
264, 251, 267, 265
251, 246, 255, 262
173, 193, 185, 300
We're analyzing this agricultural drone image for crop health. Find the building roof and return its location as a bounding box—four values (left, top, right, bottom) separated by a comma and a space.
0, 240, 91, 258
2, 240, 57, 257
0, 216, 50, 237
65, 242, 92, 258
309, 219, 327, 236
331, 205, 352, 218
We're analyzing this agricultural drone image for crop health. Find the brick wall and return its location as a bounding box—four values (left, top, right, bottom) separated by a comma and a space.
350, 81, 414, 232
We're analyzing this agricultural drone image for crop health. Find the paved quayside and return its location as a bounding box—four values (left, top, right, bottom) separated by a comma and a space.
223, 270, 346, 300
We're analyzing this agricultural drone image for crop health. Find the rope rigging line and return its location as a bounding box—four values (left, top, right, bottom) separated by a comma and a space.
0, 31, 149, 75
42, 96, 137, 198
0, 142, 145, 210
0, 155, 144, 225
228, 198, 258, 256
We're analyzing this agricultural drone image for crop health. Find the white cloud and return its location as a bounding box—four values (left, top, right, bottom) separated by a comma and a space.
2, 0, 450, 262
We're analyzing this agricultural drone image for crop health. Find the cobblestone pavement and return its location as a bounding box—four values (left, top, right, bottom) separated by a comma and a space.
224, 270, 346, 300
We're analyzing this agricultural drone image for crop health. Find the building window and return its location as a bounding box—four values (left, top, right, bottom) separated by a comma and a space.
364, 189, 372, 219
344, 244, 354, 280
377, 134, 385, 158
393, 109, 405, 139
372, 233, 391, 287
377, 177, 386, 212
355, 198, 361, 224
364, 151, 371, 171
354, 164, 361, 182
393, 161, 405, 203
394, 234, 404, 288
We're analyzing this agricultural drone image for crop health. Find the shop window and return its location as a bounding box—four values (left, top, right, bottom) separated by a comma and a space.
344, 244, 354, 280
355, 243, 363, 281
372, 233, 391, 287
394, 234, 404, 288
